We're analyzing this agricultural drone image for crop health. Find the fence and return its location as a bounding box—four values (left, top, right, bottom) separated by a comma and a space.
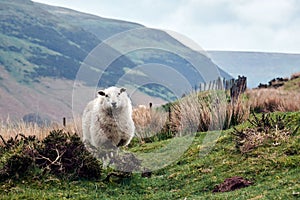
199, 76, 246, 92
198, 76, 247, 102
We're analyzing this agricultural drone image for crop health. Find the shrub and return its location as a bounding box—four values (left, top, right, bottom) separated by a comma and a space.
36, 130, 102, 180
0, 134, 38, 181
0, 130, 102, 182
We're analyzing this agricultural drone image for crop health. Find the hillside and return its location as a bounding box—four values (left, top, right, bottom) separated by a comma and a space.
35, 2, 232, 88
0, 0, 136, 82
208, 51, 300, 88
0, 0, 231, 121
0, 0, 230, 85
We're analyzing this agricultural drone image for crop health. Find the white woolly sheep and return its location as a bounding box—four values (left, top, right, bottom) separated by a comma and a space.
82, 86, 135, 150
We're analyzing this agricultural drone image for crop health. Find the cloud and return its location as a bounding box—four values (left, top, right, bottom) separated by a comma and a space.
155, 0, 300, 53
231, 0, 297, 26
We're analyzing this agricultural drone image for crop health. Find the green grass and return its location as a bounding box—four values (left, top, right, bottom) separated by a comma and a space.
283, 77, 300, 92
1, 112, 300, 199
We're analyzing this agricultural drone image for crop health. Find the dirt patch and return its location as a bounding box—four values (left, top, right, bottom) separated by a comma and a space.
213, 176, 253, 193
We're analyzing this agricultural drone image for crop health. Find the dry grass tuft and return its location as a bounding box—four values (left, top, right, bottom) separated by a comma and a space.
0, 119, 51, 141
0, 116, 82, 142
236, 128, 291, 153
225, 96, 250, 129
171, 92, 212, 133
291, 72, 300, 80
170, 91, 250, 133
132, 106, 168, 141
232, 113, 294, 153
246, 89, 300, 113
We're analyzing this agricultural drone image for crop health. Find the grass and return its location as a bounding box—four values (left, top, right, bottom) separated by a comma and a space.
0, 117, 82, 141
0, 112, 299, 199
283, 77, 300, 92
246, 88, 300, 113
132, 106, 168, 142
168, 90, 250, 133
247, 74, 300, 113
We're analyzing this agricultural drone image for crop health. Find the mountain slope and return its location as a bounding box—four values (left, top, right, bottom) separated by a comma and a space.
0, 0, 136, 83
0, 0, 230, 86
0, 0, 231, 121
41, 4, 232, 88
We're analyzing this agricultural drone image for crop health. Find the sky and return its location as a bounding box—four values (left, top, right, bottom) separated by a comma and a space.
32, 0, 300, 54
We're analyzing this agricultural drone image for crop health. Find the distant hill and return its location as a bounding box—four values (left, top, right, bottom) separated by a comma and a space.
208, 51, 300, 88
0, 0, 229, 87
38, 3, 232, 90
0, 0, 230, 121
0, 0, 136, 83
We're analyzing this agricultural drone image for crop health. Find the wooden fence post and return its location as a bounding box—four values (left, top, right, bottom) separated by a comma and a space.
63, 117, 66, 127
230, 76, 247, 104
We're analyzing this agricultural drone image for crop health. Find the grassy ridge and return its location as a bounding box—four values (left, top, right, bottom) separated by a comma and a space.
0, 112, 299, 199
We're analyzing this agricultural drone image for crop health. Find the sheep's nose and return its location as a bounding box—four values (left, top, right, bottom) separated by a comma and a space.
111, 102, 117, 108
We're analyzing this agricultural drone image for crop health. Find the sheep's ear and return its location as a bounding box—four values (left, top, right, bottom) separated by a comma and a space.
120, 88, 126, 93
98, 90, 106, 96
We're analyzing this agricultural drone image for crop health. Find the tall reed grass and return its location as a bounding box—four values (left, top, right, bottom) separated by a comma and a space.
246, 88, 300, 113
132, 106, 168, 142
171, 91, 250, 133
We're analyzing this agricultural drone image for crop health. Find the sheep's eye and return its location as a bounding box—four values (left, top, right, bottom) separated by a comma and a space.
105, 94, 109, 98
117, 93, 121, 96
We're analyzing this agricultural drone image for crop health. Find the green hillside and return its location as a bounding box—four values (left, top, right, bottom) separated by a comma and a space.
35, 1, 233, 88
0, 0, 135, 83
0, 0, 230, 86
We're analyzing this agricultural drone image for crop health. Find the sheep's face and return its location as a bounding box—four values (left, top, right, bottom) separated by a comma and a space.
98, 87, 127, 110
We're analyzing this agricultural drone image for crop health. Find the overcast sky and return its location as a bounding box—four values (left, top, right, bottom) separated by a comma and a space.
33, 0, 300, 53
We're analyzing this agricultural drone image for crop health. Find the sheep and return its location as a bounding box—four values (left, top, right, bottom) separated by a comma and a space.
82, 86, 135, 153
